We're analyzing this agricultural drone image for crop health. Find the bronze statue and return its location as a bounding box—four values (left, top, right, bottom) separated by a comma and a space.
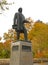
12, 7, 29, 41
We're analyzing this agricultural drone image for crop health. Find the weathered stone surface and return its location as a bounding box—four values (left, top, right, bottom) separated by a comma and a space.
10, 41, 33, 65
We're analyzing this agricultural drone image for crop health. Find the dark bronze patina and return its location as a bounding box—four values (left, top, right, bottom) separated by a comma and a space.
12, 8, 29, 41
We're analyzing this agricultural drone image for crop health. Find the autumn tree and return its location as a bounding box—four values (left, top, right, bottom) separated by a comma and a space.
2, 18, 48, 58
0, 42, 4, 58
28, 21, 48, 58
0, 0, 14, 14
3, 29, 16, 42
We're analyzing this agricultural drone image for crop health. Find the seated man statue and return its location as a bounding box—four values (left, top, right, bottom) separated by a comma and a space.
12, 7, 29, 41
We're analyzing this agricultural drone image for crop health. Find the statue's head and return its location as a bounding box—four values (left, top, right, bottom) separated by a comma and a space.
18, 7, 22, 13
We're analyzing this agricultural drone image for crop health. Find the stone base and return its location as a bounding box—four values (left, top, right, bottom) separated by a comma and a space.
10, 41, 33, 65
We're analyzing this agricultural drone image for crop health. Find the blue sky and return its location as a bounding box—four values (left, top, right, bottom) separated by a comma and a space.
0, 0, 48, 37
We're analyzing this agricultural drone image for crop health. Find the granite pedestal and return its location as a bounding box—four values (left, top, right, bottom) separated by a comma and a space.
10, 41, 33, 65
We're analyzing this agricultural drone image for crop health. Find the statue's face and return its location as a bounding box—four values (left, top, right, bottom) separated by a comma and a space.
18, 8, 22, 13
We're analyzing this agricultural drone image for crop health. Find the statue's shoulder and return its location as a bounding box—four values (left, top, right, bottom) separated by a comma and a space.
15, 12, 19, 15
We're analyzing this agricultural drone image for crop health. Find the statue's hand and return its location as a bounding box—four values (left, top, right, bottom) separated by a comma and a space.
23, 20, 30, 23
12, 25, 17, 29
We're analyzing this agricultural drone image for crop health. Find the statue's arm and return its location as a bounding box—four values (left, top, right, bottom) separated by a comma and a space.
13, 13, 17, 25
23, 20, 29, 23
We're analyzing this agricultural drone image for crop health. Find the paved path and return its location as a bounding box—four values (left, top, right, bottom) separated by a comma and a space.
0, 63, 48, 65
0, 59, 48, 65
